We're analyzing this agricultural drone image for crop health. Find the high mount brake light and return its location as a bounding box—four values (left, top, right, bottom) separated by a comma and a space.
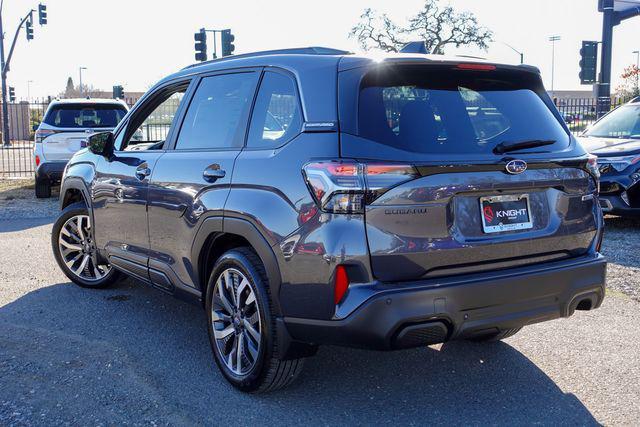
303, 161, 418, 214
456, 63, 497, 71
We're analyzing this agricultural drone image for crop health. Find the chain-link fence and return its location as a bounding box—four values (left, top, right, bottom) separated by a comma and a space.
0, 95, 633, 179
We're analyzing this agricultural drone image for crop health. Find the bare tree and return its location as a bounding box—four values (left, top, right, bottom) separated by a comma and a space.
350, 0, 493, 54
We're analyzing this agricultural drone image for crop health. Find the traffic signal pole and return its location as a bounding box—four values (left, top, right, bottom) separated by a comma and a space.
0, 4, 10, 147
596, 0, 640, 116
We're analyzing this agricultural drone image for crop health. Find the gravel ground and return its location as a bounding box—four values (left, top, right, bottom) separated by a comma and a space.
1, 182, 639, 425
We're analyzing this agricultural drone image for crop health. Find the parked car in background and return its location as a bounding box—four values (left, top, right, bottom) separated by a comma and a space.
33, 98, 128, 198
52, 48, 606, 392
579, 96, 640, 216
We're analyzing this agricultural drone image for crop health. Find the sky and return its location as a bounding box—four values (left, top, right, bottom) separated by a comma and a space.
3, 0, 639, 100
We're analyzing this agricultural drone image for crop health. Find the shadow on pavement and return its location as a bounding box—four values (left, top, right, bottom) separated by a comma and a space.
0, 278, 598, 425
0, 216, 54, 233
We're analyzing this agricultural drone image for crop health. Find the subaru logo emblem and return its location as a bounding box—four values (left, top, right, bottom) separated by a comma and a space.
505, 159, 527, 175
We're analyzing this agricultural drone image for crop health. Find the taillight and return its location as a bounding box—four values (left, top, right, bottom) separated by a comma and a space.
35, 155, 40, 166
586, 154, 600, 193
334, 265, 349, 305
303, 160, 418, 214
35, 129, 58, 143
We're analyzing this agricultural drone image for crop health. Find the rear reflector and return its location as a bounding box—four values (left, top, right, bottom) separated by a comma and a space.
334, 265, 349, 304
35, 155, 40, 166
456, 63, 497, 71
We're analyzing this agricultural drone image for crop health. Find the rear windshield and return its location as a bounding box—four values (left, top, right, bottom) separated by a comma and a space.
44, 104, 127, 128
352, 65, 569, 157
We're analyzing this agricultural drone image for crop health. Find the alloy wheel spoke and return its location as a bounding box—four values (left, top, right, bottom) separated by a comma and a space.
236, 278, 250, 308
76, 217, 85, 241
74, 254, 90, 276
214, 324, 235, 340
243, 330, 258, 361
212, 310, 231, 323
243, 318, 260, 342
236, 332, 244, 372
60, 239, 82, 251
217, 279, 235, 314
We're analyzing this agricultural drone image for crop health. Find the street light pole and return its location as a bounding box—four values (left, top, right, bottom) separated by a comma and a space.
79, 66, 87, 96
549, 35, 561, 93
634, 50, 640, 95
0, 1, 10, 147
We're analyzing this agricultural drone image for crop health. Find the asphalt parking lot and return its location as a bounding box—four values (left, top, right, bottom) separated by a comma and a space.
1, 183, 640, 425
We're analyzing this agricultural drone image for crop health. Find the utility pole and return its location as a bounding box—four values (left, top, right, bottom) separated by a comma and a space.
79, 66, 87, 96
548, 35, 561, 93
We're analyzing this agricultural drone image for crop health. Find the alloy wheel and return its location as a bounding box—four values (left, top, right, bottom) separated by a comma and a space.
211, 268, 262, 376
58, 214, 111, 281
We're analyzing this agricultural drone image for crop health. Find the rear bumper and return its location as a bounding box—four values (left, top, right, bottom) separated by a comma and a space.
35, 161, 67, 182
283, 254, 607, 350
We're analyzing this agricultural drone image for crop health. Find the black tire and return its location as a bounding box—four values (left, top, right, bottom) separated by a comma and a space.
206, 247, 304, 393
470, 327, 522, 342
35, 177, 51, 198
51, 201, 120, 288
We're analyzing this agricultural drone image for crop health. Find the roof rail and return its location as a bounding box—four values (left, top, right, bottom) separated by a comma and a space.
183, 46, 351, 70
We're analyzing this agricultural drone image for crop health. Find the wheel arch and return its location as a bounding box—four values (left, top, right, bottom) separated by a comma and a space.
60, 178, 92, 211
193, 216, 283, 315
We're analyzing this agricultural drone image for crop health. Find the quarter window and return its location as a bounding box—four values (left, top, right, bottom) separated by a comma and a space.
247, 71, 302, 148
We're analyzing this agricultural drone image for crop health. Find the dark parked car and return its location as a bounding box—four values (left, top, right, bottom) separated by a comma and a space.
52, 47, 607, 392
579, 96, 640, 216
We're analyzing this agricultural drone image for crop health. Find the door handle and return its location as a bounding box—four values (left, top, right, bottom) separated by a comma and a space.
135, 165, 152, 180
203, 164, 226, 182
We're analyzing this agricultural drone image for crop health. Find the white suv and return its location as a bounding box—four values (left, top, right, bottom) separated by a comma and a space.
33, 98, 128, 198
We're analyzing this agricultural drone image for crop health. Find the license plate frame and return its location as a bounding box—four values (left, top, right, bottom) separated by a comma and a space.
479, 194, 533, 234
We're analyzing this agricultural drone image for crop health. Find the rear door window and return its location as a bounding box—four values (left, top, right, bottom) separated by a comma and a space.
349, 65, 569, 159
44, 104, 127, 128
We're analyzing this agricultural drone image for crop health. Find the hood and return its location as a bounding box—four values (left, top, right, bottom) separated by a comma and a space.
578, 136, 640, 157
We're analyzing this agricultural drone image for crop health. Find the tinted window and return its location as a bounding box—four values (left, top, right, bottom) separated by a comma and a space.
584, 105, 640, 138
176, 73, 258, 150
355, 66, 569, 157
247, 72, 302, 148
44, 104, 127, 128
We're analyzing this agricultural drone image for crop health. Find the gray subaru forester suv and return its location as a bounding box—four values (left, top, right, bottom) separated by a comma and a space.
52, 47, 607, 392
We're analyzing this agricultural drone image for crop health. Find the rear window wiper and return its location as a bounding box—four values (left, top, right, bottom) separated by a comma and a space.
493, 139, 556, 155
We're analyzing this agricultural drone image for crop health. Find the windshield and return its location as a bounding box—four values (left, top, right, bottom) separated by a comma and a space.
584, 104, 640, 139
351, 65, 569, 158
44, 104, 127, 128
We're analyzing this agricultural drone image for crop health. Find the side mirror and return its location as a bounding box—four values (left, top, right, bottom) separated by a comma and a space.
87, 132, 114, 157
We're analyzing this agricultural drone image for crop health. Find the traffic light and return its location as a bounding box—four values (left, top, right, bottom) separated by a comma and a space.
25, 16, 34, 41
113, 85, 124, 99
194, 29, 207, 62
38, 4, 47, 26
221, 29, 235, 57
579, 41, 598, 85
8, 87, 15, 102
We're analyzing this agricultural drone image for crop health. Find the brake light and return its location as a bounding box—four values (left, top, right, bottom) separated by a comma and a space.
303, 160, 418, 214
334, 265, 349, 304
35, 155, 40, 166
456, 63, 496, 71
586, 154, 601, 193
35, 129, 58, 143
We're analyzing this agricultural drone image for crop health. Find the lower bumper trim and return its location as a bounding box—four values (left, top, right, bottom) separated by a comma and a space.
284, 254, 607, 350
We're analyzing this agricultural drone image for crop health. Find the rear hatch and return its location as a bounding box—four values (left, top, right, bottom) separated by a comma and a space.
338, 61, 600, 282
39, 103, 127, 161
